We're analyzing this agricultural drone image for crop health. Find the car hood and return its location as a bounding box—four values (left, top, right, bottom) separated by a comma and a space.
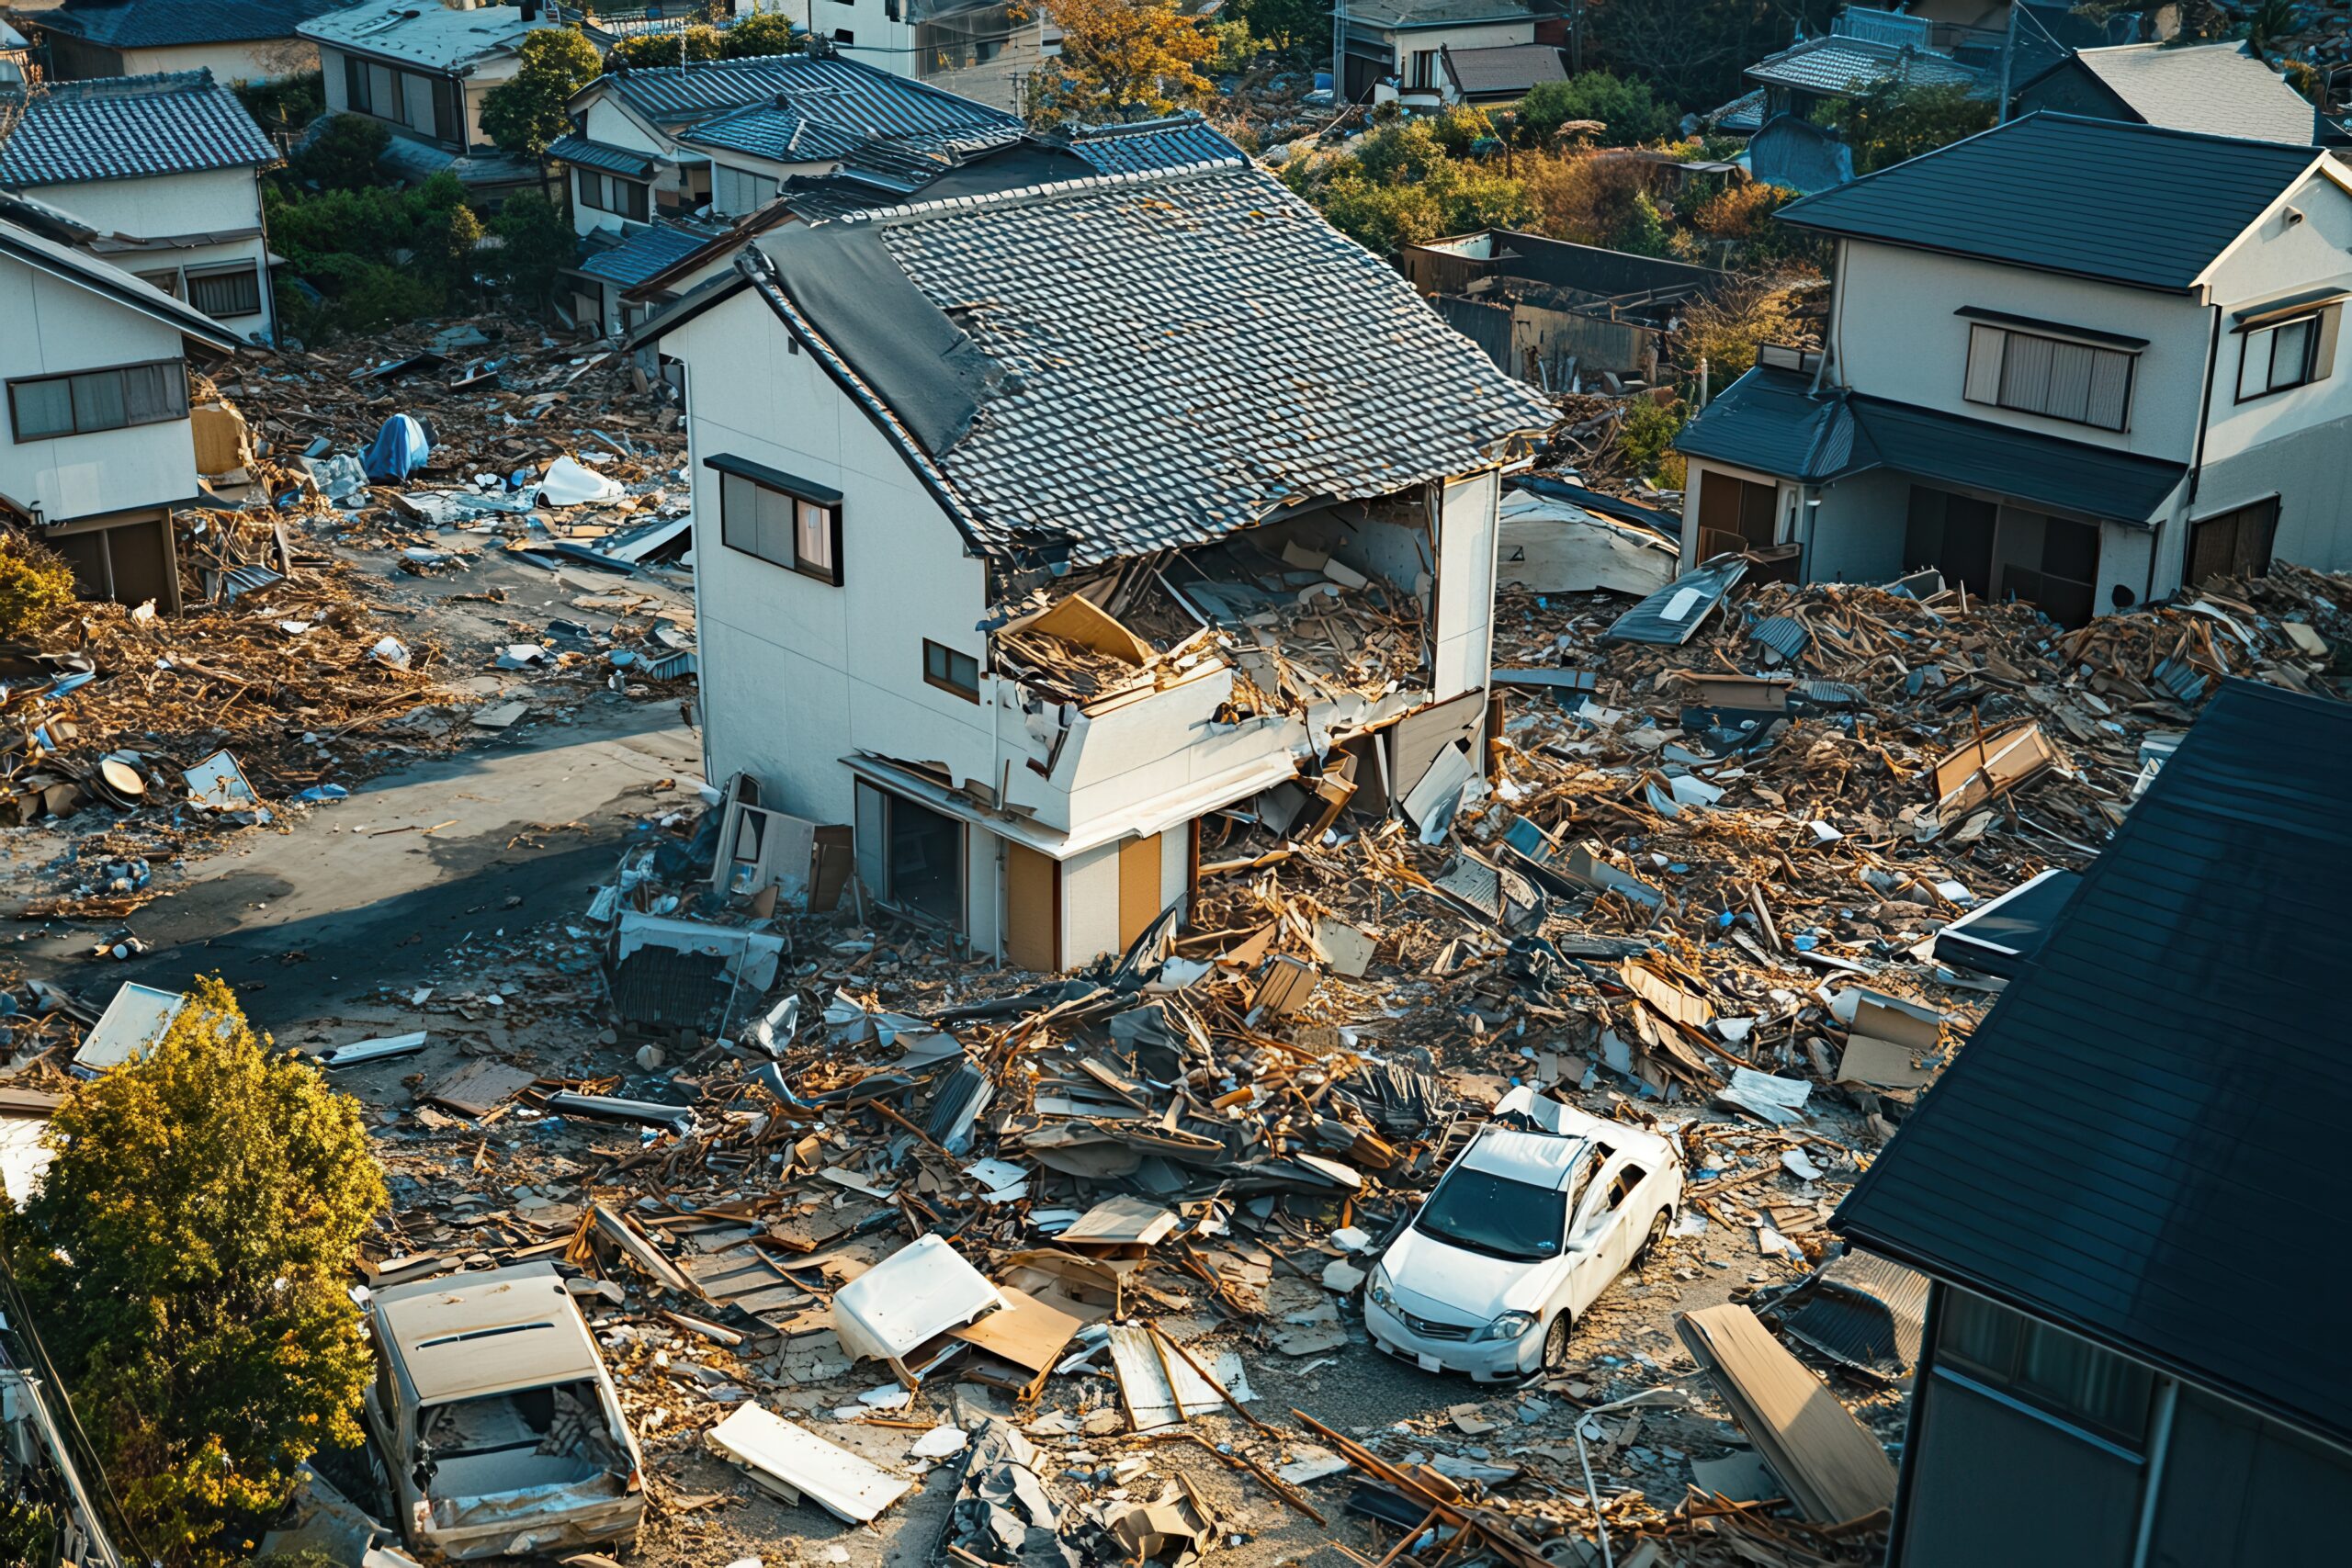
1380, 1224, 1561, 1323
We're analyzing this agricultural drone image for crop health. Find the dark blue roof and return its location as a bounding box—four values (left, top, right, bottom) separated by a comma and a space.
678, 105, 873, 164
1675, 365, 2185, 524
1776, 112, 2326, 290
605, 54, 1017, 147
546, 133, 658, 180
577, 221, 721, 287
0, 70, 281, 186
1050, 113, 1246, 175
1836, 680, 2352, 1447
35, 0, 355, 50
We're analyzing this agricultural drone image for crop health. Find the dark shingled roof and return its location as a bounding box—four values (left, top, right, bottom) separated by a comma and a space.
719, 162, 1552, 566
0, 70, 280, 186
1675, 365, 2185, 524
1836, 680, 2352, 1448
546, 133, 659, 180
577, 220, 723, 288
1776, 112, 2329, 290
1441, 43, 1569, 97
34, 0, 355, 50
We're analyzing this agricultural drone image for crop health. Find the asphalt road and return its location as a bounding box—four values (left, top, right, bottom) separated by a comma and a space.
10, 697, 701, 1032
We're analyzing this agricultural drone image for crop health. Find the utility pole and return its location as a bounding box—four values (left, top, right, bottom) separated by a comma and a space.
1996, 3, 2017, 123
1332, 0, 1346, 107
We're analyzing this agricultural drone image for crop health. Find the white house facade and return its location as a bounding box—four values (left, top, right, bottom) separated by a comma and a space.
0, 196, 241, 611
0, 70, 283, 344
635, 157, 1547, 968
1675, 113, 2352, 623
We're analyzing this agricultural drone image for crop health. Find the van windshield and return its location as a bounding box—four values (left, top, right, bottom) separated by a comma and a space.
1413, 1169, 1567, 1262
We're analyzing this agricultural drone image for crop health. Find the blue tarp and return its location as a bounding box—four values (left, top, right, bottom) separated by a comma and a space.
363, 414, 431, 483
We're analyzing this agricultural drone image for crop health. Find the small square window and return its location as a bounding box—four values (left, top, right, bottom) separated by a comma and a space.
923, 638, 979, 702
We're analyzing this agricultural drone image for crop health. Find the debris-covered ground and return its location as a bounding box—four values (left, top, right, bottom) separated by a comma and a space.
6, 312, 2349, 1568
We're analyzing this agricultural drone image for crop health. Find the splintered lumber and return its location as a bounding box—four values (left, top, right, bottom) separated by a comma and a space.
1675, 1304, 1896, 1523
1290, 1408, 1555, 1568
591, 1202, 690, 1294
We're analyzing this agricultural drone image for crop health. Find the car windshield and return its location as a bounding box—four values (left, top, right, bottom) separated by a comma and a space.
1413, 1168, 1568, 1262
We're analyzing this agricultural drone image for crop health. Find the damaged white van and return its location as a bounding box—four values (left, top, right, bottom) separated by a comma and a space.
363, 1262, 644, 1560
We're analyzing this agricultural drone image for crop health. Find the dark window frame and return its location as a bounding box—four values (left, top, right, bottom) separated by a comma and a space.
2235, 311, 2325, 403
186, 263, 264, 320
7, 358, 190, 443
1935, 1289, 2154, 1449
705, 454, 843, 585
1963, 321, 2138, 433
922, 638, 980, 703
577, 169, 651, 222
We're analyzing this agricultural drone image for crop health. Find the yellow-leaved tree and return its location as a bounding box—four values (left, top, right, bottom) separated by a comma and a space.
1, 976, 387, 1564
1025, 0, 1218, 126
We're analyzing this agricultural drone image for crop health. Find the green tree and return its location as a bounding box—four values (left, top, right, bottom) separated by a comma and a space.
1517, 71, 1677, 148
288, 114, 391, 190
721, 10, 805, 58
1227, 0, 1326, 62
0, 531, 79, 635
481, 26, 604, 156
493, 190, 580, 308
1027, 0, 1218, 124
1, 977, 386, 1565
1611, 189, 1672, 255
1812, 80, 1993, 175
608, 24, 722, 70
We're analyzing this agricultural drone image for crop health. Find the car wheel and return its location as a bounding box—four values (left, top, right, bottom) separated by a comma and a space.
1636, 1208, 1670, 1262
1542, 1312, 1576, 1372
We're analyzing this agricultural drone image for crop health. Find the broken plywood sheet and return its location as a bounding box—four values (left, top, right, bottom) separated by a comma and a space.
705, 1404, 911, 1523
1676, 1303, 1896, 1523
949, 1285, 1083, 1385
1106, 1323, 1245, 1431
1058, 1194, 1180, 1249
1017, 593, 1156, 665
1932, 721, 2058, 818
1835, 1034, 1935, 1090
420, 1057, 537, 1118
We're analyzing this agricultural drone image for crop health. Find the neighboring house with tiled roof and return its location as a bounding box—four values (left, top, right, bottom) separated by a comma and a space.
555, 51, 1020, 336
1743, 33, 1980, 121
0, 189, 242, 615
0, 71, 282, 342
628, 159, 1548, 969
1340, 0, 1566, 108
1437, 42, 1566, 107
300, 1, 597, 194
33, 0, 358, 85
1673, 113, 2352, 622
2015, 40, 2320, 147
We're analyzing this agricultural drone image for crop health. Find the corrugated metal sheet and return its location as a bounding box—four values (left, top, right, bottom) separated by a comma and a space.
1834, 680, 2352, 1449
1605, 556, 1749, 645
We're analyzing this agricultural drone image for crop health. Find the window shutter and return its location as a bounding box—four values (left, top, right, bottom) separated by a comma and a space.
756, 481, 796, 567
2085, 349, 2131, 430
1999, 332, 2055, 413
2046, 341, 2095, 423
1963, 325, 2006, 404
2314, 304, 2342, 383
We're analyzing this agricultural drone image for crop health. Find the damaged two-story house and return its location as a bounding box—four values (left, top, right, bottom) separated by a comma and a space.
631, 157, 1550, 968
1674, 113, 2352, 624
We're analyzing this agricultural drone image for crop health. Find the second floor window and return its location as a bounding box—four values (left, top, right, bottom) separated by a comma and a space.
9, 359, 187, 443
707, 454, 842, 585
2237, 311, 2332, 400
187, 264, 263, 321
1964, 321, 2134, 433
578, 171, 650, 223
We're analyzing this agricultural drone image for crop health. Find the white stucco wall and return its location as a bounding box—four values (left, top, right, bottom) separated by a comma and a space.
27, 167, 260, 243
119, 38, 320, 84
1831, 238, 2211, 461
667, 287, 994, 829
2197, 169, 2352, 468
0, 258, 201, 524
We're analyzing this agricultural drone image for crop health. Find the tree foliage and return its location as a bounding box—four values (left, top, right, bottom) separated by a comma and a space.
266, 173, 487, 338
1283, 120, 1533, 252
722, 11, 805, 57
481, 26, 604, 156
1226, 0, 1327, 62
0, 532, 80, 636
1026, 0, 1217, 125
608, 24, 722, 70
2, 978, 386, 1565
287, 114, 391, 190
1516, 71, 1677, 147
493, 191, 581, 309
1811, 80, 1993, 174
1676, 274, 1804, 381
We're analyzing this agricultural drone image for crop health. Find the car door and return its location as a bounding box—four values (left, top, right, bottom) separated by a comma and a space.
1562, 1156, 1623, 1316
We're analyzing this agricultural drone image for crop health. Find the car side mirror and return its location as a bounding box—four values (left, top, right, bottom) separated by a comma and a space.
413, 1446, 436, 1491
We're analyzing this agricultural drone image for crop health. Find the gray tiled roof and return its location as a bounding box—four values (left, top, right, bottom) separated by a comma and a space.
747, 163, 1554, 566
607, 54, 1019, 145
1746, 36, 1977, 96
1347, 0, 1547, 28
35, 0, 356, 50
578, 220, 725, 287
677, 106, 874, 164
1836, 679, 2352, 1450
0, 70, 280, 186
1050, 112, 1246, 175
1776, 112, 2329, 289
2070, 41, 2317, 146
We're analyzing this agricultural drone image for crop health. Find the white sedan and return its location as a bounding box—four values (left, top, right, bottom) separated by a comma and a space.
1365, 1087, 1682, 1382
